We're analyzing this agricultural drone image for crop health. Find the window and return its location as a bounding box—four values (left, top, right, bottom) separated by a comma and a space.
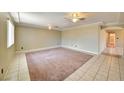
7, 19, 14, 48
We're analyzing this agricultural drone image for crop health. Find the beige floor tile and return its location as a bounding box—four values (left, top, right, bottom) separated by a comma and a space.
120, 71, 124, 76
86, 71, 97, 77
120, 67, 124, 71
108, 76, 120, 81
97, 71, 108, 77
68, 75, 81, 81
108, 72, 120, 81
19, 73, 30, 81
109, 70, 120, 75
78, 66, 89, 72
80, 74, 94, 81
94, 74, 107, 81
4, 72, 18, 80
99, 67, 109, 73
110, 69, 119, 74
77, 67, 88, 72
120, 75, 124, 81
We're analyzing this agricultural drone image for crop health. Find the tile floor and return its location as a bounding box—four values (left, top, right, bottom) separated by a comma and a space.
65, 47, 124, 81
102, 47, 123, 56
4, 53, 30, 81
3, 47, 124, 81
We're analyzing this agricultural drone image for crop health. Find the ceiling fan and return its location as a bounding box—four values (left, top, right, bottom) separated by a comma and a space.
65, 12, 88, 23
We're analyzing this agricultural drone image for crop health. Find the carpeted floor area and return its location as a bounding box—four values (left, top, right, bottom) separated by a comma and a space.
26, 47, 93, 81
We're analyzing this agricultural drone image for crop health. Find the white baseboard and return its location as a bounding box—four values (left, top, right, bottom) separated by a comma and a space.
61, 45, 97, 55
16, 45, 97, 55
16, 45, 61, 53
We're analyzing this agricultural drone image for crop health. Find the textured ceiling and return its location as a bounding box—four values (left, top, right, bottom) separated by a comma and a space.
10, 12, 124, 30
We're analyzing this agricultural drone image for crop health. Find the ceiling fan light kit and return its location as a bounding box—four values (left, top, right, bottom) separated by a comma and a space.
65, 12, 88, 23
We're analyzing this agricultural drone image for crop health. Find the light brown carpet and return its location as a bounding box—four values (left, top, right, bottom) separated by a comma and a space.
26, 47, 93, 81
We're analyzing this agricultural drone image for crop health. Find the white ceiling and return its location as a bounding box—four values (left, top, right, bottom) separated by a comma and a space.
10, 12, 124, 30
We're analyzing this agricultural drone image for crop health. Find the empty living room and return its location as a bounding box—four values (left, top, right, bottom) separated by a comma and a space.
0, 12, 124, 81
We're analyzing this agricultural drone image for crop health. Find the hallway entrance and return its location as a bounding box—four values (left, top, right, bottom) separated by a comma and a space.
107, 32, 116, 48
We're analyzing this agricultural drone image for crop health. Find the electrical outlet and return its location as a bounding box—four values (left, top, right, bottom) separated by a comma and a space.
1, 68, 3, 74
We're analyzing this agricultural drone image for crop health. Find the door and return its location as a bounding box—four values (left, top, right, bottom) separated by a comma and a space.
107, 32, 115, 48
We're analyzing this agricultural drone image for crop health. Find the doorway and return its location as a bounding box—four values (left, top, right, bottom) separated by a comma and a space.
107, 32, 116, 48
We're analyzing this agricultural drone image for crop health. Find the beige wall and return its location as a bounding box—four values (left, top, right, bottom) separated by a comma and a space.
120, 29, 124, 57
115, 30, 124, 47
61, 23, 100, 54
15, 26, 61, 51
99, 29, 107, 53
123, 30, 124, 57
0, 13, 15, 80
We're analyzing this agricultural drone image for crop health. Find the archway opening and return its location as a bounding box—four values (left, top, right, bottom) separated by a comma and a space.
107, 32, 116, 48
